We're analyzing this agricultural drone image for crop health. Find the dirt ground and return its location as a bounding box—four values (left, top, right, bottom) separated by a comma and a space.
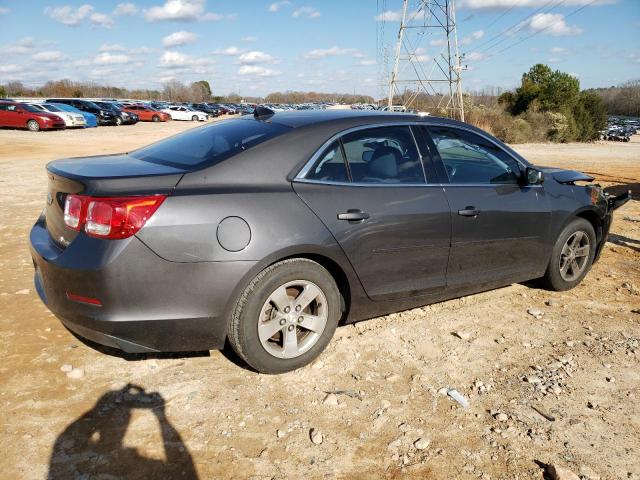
0, 121, 638, 480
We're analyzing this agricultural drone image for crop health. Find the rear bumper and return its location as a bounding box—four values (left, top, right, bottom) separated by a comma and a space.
594, 190, 631, 263
30, 215, 256, 353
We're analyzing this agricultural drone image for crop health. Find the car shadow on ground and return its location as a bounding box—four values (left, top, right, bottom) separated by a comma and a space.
47, 384, 198, 480
608, 233, 640, 253
67, 330, 211, 361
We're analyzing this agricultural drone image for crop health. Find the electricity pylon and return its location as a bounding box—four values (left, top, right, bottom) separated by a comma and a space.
386, 0, 465, 121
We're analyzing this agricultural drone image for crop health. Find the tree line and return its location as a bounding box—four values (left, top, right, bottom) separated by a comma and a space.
0, 79, 374, 105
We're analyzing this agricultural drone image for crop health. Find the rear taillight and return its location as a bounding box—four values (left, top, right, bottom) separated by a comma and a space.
63, 195, 166, 239
63, 194, 86, 230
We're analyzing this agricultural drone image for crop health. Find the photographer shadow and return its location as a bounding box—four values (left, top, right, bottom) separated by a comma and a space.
48, 384, 198, 480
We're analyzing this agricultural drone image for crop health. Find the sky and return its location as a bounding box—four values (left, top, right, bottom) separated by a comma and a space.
0, 0, 638, 99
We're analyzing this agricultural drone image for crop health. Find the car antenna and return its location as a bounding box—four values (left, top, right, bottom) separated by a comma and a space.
254, 106, 275, 120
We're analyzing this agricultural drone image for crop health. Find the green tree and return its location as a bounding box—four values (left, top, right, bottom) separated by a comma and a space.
192, 80, 212, 98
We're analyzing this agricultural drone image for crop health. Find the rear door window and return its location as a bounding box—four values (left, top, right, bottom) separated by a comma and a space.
341, 126, 425, 184
131, 118, 292, 169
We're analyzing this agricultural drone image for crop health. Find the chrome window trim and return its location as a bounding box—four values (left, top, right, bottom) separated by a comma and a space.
294, 121, 529, 186
293, 177, 543, 189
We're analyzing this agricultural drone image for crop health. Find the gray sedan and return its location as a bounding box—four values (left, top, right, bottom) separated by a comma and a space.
29, 109, 629, 373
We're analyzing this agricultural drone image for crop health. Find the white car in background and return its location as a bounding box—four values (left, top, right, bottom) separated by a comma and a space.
161, 106, 208, 121
28, 103, 86, 128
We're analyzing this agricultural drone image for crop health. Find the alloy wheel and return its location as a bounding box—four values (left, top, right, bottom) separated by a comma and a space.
258, 280, 328, 359
27, 120, 40, 131
559, 230, 590, 281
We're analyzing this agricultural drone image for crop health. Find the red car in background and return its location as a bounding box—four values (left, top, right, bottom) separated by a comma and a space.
0, 101, 66, 131
121, 104, 171, 122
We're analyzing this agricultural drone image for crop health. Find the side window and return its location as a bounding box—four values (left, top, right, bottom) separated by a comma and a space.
428, 127, 521, 184
341, 126, 425, 184
0, 104, 9, 111
306, 141, 349, 182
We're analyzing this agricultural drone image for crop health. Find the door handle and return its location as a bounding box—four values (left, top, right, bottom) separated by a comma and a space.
458, 206, 480, 217
338, 209, 370, 222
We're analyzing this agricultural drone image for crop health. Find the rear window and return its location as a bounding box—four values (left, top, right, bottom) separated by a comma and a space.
130, 119, 292, 168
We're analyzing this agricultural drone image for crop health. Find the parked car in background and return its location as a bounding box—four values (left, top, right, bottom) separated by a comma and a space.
28, 109, 630, 373
46, 99, 117, 126
0, 101, 66, 131
93, 101, 138, 126
191, 103, 220, 117
28, 103, 86, 128
121, 104, 170, 122
49, 103, 97, 128
161, 105, 208, 121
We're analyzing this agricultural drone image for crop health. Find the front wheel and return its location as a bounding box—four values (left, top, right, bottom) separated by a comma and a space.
152, 115, 160, 122
27, 119, 41, 131
115, 117, 122, 126
542, 218, 596, 291
228, 258, 341, 374
191, 115, 198, 121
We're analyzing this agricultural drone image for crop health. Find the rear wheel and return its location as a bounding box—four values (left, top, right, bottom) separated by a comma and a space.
542, 218, 596, 291
228, 258, 341, 374
152, 115, 160, 122
27, 119, 40, 132
191, 115, 198, 121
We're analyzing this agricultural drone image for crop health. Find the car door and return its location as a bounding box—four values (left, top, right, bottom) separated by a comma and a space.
421, 125, 551, 288
0, 103, 12, 126
293, 125, 451, 301
5, 104, 23, 127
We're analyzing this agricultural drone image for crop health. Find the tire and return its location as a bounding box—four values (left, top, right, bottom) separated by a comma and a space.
115, 117, 122, 126
542, 218, 596, 291
27, 119, 40, 132
191, 115, 198, 121
152, 115, 160, 122
228, 258, 341, 374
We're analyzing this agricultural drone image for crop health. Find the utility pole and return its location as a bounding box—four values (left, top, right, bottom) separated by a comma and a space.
385, 0, 465, 120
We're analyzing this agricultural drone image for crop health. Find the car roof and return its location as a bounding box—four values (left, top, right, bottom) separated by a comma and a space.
249, 109, 460, 129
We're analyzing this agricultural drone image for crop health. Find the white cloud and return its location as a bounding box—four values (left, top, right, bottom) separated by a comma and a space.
94, 52, 131, 64
357, 59, 376, 66
292, 6, 320, 19
268, 1, 290, 12
113, 3, 137, 15
237, 65, 280, 77
162, 30, 198, 47
237, 50, 277, 64
459, 0, 615, 9
461, 30, 484, 45
144, 0, 232, 22
1, 37, 36, 55
0, 7, 9, 15
550, 46, 568, 54
430, 38, 447, 47
160, 50, 210, 68
44, 4, 113, 28
374, 10, 403, 21
304, 46, 356, 59
0, 65, 22, 74
241, 36, 257, 42
32, 51, 64, 62
548, 57, 562, 63
90, 12, 114, 28
99, 43, 127, 52
520, 13, 583, 36
212, 46, 244, 56
44, 4, 94, 26
465, 51, 488, 61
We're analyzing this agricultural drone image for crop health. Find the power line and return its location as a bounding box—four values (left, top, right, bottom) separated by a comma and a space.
492, 0, 598, 56
468, 0, 560, 54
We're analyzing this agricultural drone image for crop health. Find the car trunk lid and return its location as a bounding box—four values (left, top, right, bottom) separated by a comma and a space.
45, 153, 185, 248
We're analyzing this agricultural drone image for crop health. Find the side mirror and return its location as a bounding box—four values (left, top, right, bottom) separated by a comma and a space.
525, 167, 544, 185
